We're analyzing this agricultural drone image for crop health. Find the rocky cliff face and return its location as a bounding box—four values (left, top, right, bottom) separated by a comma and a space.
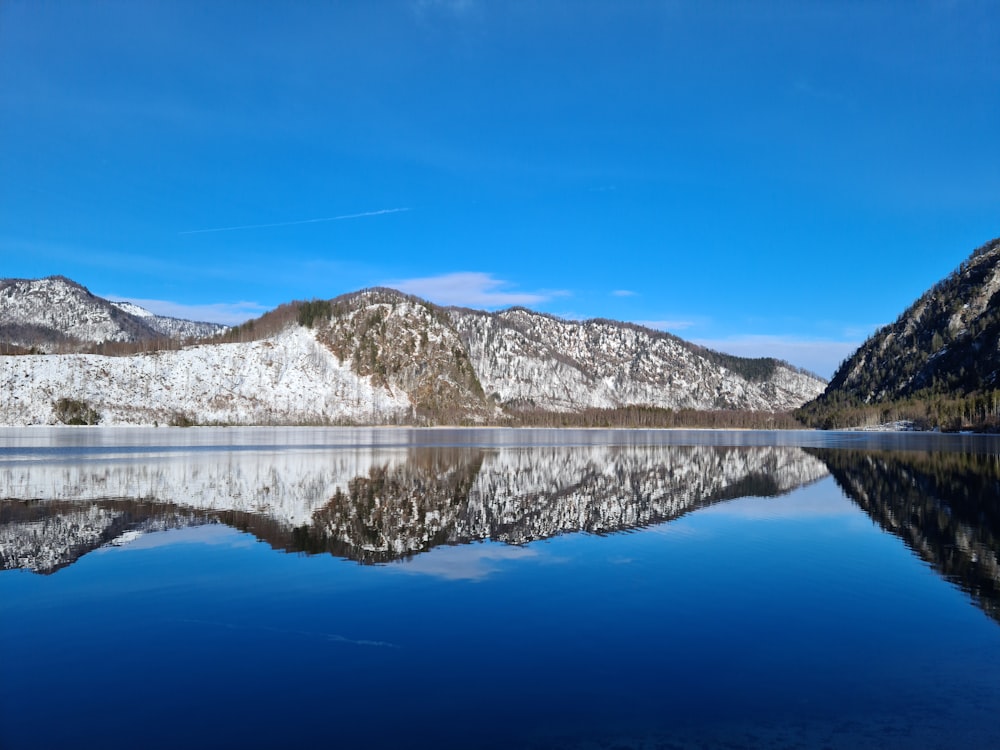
315, 289, 497, 422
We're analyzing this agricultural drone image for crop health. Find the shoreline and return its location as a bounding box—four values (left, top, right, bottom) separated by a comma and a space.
0, 423, 989, 435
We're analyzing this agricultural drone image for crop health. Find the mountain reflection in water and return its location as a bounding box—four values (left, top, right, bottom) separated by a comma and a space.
2, 444, 826, 572
809, 448, 1000, 624
5, 441, 1000, 627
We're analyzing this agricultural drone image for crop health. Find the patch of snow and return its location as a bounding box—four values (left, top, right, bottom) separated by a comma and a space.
451, 309, 825, 412
0, 327, 411, 426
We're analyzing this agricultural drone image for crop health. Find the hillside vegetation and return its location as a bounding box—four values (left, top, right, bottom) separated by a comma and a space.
798, 238, 1000, 431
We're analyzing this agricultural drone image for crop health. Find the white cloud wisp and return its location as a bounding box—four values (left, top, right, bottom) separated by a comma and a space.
387, 272, 563, 308
178, 208, 410, 235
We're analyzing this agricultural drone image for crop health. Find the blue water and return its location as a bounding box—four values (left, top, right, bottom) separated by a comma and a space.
2, 428, 1000, 749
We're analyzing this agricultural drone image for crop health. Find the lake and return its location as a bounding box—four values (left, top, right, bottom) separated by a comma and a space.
2, 427, 1000, 749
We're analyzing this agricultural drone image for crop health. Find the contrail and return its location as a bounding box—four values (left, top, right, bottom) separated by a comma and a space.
179, 207, 410, 235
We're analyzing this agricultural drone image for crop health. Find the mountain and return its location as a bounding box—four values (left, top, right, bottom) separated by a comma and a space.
109, 300, 229, 340
799, 237, 1000, 430
0, 281, 826, 426
450, 306, 822, 412
314, 288, 823, 418
0, 276, 227, 352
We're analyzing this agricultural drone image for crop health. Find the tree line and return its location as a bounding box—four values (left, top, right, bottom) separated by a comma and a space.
796, 388, 1000, 432
507, 406, 804, 429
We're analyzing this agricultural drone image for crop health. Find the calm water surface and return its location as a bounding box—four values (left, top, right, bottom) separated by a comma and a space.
3, 427, 1000, 749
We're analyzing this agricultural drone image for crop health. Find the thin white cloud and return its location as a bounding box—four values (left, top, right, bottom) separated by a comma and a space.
178, 207, 410, 235
387, 272, 563, 308
612, 289, 637, 297
691, 334, 860, 380
108, 296, 267, 325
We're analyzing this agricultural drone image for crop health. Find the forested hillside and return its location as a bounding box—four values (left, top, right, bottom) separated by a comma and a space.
798, 238, 1000, 430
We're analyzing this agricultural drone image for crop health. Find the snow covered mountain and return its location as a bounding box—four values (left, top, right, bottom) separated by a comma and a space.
0, 276, 158, 350
0, 276, 226, 352
109, 300, 228, 340
318, 289, 496, 422
450, 306, 823, 412
308, 288, 824, 420
0, 280, 826, 426
0, 443, 829, 572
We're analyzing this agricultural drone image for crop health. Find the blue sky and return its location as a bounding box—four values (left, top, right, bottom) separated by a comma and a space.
1, 1, 997, 378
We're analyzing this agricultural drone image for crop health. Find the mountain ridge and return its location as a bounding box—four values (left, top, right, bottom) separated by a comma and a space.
0, 276, 827, 426
0, 275, 228, 352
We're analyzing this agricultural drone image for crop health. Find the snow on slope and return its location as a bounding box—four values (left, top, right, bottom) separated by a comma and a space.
0, 276, 157, 347
0, 326, 412, 425
0, 446, 410, 527
0, 277, 228, 351
2, 279, 826, 426
110, 301, 156, 318
450, 308, 825, 412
